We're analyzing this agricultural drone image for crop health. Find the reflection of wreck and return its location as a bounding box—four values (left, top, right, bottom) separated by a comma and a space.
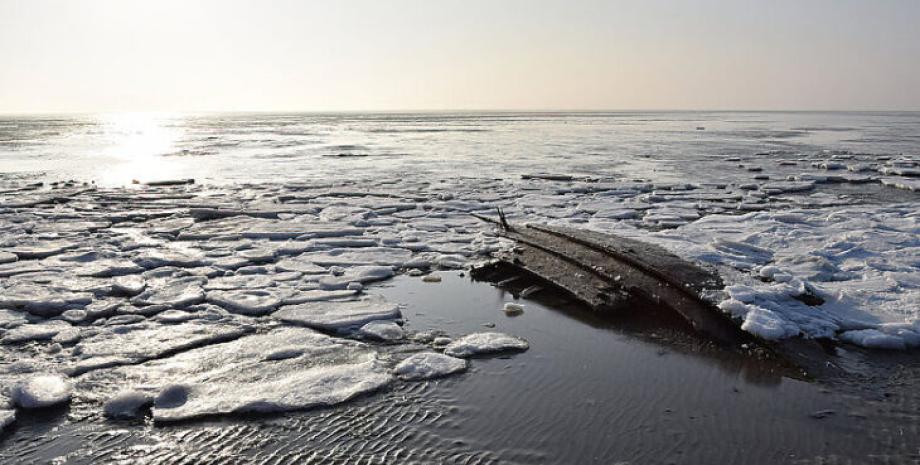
472, 213, 751, 346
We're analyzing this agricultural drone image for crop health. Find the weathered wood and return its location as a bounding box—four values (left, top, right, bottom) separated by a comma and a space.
480, 219, 749, 345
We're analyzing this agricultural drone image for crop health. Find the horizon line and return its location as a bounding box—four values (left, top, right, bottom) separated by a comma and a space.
2, 108, 920, 117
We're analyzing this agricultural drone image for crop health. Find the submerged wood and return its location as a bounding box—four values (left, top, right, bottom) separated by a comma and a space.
474, 215, 748, 345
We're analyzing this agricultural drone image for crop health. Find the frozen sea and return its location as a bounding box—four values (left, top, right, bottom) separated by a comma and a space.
1, 111, 919, 463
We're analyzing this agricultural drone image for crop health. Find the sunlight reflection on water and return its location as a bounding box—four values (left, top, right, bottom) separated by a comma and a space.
94, 113, 186, 185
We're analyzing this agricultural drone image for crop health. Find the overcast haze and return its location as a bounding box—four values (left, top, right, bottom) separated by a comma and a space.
1, 0, 918, 113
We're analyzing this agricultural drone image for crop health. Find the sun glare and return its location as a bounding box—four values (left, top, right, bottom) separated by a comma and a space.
95, 112, 186, 185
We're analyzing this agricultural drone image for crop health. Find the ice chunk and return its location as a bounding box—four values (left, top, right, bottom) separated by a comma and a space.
0, 283, 93, 317
112, 275, 146, 296
274, 296, 401, 333
839, 329, 907, 350
76, 259, 144, 278
178, 216, 363, 240
12, 374, 71, 408
421, 274, 442, 283
8, 241, 77, 259
300, 247, 412, 267
103, 390, 154, 419
153, 309, 197, 324
0, 251, 18, 264
0, 308, 29, 329
739, 306, 801, 340
207, 289, 283, 316
69, 322, 252, 375
0, 410, 14, 431
318, 266, 395, 290
394, 352, 468, 380
61, 309, 88, 323
503, 302, 525, 316
444, 332, 529, 358
275, 256, 327, 274
204, 274, 275, 291
131, 276, 205, 308
121, 327, 393, 422
133, 249, 207, 269
283, 289, 359, 305
2, 321, 72, 344
358, 321, 405, 341
235, 247, 276, 263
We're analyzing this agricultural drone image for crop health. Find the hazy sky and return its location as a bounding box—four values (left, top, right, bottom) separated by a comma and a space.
1, 0, 918, 113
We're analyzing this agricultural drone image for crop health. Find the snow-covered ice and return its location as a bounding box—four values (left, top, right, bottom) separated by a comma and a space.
274, 296, 401, 333
609, 206, 920, 347
69, 321, 252, 375
106, 327, 394, 422
444, 332, 530, 358
12, 374, 71, 409
206, 289, 283, 315
358, 321, 405, 341
395, 352, 468, 380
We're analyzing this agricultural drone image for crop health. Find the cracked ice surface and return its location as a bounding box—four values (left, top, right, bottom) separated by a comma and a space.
0, 177, 535, 430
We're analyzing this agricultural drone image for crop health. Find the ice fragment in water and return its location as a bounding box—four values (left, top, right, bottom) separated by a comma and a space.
444, 332, 529, 358
395, 352, 468, 380
135, 327, 392, 422
274, 296, 401, 333
503, 302, 525, 316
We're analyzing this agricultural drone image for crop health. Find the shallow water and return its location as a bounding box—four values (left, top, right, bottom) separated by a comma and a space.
3, 274, 916, 465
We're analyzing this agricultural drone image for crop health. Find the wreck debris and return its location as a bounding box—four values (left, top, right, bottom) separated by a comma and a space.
473, 214, 749, 345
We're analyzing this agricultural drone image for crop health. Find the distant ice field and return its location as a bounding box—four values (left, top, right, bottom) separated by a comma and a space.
2, 111, 919, 186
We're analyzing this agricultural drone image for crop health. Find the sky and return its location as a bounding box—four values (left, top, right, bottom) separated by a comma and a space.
1, 0, 918, 113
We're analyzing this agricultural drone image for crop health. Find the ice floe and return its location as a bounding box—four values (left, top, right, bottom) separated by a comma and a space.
100, 327, 393, 422
206, 289, 284, 315
358, 321, 405, 341
69, 321, 252, 375
274, 296, 401, 333
395, 352, 468, 380
444, 332, 530, 357
131, 276, 206, 308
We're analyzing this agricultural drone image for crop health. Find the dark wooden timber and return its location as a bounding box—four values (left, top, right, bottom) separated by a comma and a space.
473, 214, 749, 345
